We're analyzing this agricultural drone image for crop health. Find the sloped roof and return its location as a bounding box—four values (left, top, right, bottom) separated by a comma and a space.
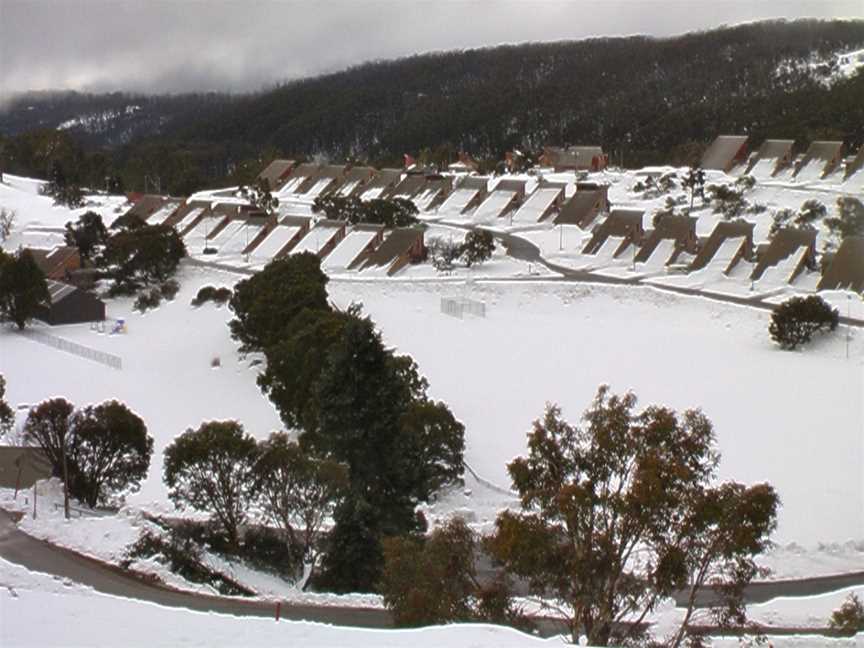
389, 174, 428, 198
751, 227, 816, 281
27, 246, 79, 276
582, 209, 644, 255
746, 139, 795, 175
458, 176, 490, 191
362, 228, 423, 268
493, 178, 528, 195
690, 220, 754, 271
554, 190, 604, 227
756, 139, 795, 160
256, 159, 296, 188
45, 279, 81, 304
360, 168, 402, 196
122, 195, 168, 222
797, 141, 844, 177
289, 163, 319, 179
700, 135, 748, 171
342, 166, 376, 184
634, 216, 697, 264
818, 236, 864, 292
845, 147, 864, 179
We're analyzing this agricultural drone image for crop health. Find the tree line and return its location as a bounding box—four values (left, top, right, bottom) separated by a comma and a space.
2, 19, 863, 195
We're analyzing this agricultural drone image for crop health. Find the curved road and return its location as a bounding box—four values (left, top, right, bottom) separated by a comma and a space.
2, 507, 860, 638
0, 508, 390, 628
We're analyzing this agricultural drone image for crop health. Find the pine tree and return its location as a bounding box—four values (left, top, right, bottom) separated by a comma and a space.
0, 249, 50, 329
65, 211, 108, 262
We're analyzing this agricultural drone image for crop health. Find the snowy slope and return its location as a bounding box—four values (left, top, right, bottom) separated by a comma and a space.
0, 558, 554, 648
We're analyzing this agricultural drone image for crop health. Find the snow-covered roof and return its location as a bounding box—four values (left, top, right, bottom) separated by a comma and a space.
323, 227, 381, 271
249, 224, 304, 260
511, 187, 562, 225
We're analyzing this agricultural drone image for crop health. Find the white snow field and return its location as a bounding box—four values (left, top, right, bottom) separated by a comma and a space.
3, 170, 864, 630
327, 280, 863, 547
2, 269, 859, 548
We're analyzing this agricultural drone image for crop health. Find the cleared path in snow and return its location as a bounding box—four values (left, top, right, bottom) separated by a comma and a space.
3, 504, 864, 638
0, 508, 390, 628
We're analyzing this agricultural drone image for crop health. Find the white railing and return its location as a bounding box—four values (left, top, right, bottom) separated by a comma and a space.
21, 329, 122, 370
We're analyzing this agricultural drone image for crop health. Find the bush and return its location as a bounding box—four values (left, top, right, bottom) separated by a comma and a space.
159, 279, 180, 301
708, 183, 748, 219
134, 288, 162, 312
191, 285, 232, 307
829, 593, 864, 636
49, 184, 85, 209
735, 175, 756, 191
769, 296, 839, 350
241, 526, 304, 580
462, 230, 495, 267
381, 518, 526, 628
0, 249, 50, 330
124, 529, 249, 596
0, 208, 15, 242
428, 238, 463, 272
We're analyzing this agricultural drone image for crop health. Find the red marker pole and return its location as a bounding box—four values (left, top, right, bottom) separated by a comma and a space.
275, 601, 281, 621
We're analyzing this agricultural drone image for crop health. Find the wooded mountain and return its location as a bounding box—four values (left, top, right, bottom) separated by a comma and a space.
1, 19, 863, 194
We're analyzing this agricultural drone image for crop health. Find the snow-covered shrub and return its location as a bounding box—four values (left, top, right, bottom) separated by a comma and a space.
159, 279, 180, 301
134, 287, 162, 312
191, 285, 232, 307
769, 200, 825, 237
633, 172, 678, 199
0, 208, 15, 242
124, 528, 249, 596
735, 175, 756, 191
708, 183, 748, 219
769, 295, 839, 350
747, 202, 767, 215
428, 237, 464, 272
829, 593, 864, 635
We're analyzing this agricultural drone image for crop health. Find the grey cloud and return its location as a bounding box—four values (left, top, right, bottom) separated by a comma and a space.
1, 0, 861, 98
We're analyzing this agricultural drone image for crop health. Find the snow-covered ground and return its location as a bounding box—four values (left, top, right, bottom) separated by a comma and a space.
2, 268, 860, 548
2, 171, 864, 635
0, 557, 556, 648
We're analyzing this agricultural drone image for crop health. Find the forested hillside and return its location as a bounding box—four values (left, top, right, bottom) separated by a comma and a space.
1, 19, 863, 195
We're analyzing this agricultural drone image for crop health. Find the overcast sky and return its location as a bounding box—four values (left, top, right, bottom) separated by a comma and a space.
1, 0, 861, 98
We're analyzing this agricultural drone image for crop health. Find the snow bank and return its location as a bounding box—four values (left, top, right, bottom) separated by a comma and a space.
0, 558, 556, 648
